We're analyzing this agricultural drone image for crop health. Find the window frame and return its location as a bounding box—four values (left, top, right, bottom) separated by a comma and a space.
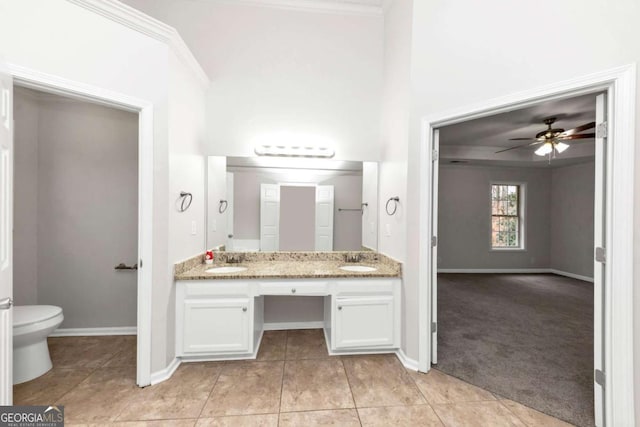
490, 181, 526, 251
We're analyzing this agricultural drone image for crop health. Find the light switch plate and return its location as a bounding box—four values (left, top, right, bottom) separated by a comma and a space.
211, 219, 217, 232
385, 223, 391, 236
191, 220, 197, 235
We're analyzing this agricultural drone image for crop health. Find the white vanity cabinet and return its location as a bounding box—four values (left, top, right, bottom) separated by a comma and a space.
326, 279, 400, 352
175, 277, 400, 360
176, 281, 263, 359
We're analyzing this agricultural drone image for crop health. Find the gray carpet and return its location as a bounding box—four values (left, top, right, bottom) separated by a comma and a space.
436, 273, 593, 427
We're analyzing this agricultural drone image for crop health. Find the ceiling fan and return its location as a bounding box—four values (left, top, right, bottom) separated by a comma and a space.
496, 117, 596, 157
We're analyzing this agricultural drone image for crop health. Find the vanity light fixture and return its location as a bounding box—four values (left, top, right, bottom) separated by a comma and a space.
254, 144, 335, 158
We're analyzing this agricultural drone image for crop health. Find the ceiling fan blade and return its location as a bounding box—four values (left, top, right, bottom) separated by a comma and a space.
508, 137, 539, 141
495, 140, 544, 154
558, 133, 596, 140
559, 121, 596, 137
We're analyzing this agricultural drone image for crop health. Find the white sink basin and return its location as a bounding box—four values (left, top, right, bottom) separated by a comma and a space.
205, 266, 248, 274
339, 265, 377, 272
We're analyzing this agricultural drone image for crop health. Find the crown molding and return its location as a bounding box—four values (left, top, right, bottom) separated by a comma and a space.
65, 0, 210, 87
213, 0, 383, 17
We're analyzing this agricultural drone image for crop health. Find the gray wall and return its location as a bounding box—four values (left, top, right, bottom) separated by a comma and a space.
550, 162, 595, 278
279, 186, 316, 251
438, 162, 595, 279
438, 165, 551, 269
13, 90, 39, 306
13, 89, 138, 328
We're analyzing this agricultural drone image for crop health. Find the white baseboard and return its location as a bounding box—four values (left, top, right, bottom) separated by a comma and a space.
264, 321, 324, 331
437, 268, 549, 274
437, 268, 594, 282
396, 348, 419, 371
548, 269, 594, 283
150, 357, 181, 385
50, 326, 137, 337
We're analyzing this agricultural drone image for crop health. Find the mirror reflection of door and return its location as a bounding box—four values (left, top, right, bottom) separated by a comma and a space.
260, 184, 335, 251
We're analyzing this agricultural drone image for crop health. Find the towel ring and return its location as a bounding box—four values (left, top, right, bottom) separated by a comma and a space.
178, 191, 193, 212
219, 200, 228, 214
385, 197, 400, 216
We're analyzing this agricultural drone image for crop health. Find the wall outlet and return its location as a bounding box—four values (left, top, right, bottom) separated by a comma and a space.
191, 220, 197, 235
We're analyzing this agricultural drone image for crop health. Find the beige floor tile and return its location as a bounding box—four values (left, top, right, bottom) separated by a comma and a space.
500, 399, 575, 427
256, 331, 287, 361
285, 329, 330, 360
343, 354, 425, 408
58, 366, 140, 423
49, 336, 132, 370
76, 420, 196, 426
408, 369, 496, 405
13, 368, 93, 405
432, 401, 527, 427
358, 405, 444, 426
103, 338, 137, 367
200, 361, 283, 417
117, 363, 222, 421
281, 359, 354, 412
196, 414, 279, 426
279, 409, 360, 427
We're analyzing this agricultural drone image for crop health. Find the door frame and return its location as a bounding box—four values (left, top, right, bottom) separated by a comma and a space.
8, 63, 154, 387
417, 64, 636, 426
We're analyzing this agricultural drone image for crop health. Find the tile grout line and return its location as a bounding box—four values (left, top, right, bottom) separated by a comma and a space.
340, 358, 362, 426
195, 361, 225, 421
278, 330, 289, 426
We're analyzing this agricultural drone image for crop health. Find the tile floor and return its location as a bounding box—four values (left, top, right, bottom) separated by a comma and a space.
14, 330, 575, 426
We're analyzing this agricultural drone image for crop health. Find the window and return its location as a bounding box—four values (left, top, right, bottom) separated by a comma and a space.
491, 184, 523, 249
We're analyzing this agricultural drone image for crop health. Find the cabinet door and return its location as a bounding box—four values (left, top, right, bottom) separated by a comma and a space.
183, 298, 250, 354
334, 296, 394, 349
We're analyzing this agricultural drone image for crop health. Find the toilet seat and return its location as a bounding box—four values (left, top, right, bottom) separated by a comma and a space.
14, 305, 63, 328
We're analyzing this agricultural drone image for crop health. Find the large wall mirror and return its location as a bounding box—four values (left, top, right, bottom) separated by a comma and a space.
207, 156, 378, 252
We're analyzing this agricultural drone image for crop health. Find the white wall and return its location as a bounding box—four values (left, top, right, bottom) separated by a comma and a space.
121, 0, 384, 161
438, 165, 551, 269
0, 0, 208, 373
395, 1, 640, 417
550, 162, 595, 278
13, 90, 139, 328
12, 89, 39, 306
380, 0, 413, 354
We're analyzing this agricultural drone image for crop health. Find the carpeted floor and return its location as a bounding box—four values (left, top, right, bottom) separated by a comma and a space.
436, 273, 594, 427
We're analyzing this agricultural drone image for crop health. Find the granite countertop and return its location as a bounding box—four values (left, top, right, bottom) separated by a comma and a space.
174, 251, 402, 281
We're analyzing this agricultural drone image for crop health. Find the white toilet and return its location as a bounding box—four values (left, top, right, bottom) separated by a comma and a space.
13, 305, 64, 384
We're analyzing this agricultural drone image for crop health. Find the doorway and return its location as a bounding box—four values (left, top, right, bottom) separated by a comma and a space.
0, 64, 154, 401
418, 65, 636, 427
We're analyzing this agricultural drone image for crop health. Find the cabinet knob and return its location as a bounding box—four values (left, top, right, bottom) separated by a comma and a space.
291, 288, 296, 294
338, 306, 342, 310
242, 307, 247, 312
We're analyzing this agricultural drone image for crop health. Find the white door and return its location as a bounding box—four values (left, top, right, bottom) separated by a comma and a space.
430, 129, 440, 364
226, 172, 234, 249
593, 93, 606, 427
260, 183, 280, 251
0, 64, 13, 404
315, 185, 334, 251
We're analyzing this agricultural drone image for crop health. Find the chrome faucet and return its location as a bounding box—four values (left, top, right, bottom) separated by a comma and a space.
344, 253, 362, 263
225, 254, 244, 264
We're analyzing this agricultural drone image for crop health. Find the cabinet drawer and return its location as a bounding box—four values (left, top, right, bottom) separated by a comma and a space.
334, 279, 396, 296
183, 281, 251, 297
258, 281, 329, 296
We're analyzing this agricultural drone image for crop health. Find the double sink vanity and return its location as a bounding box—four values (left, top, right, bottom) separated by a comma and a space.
174, 251, 402, 360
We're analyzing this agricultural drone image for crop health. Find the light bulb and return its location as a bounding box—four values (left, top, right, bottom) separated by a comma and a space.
555, 142, 569, 153
535, 143, 553, 156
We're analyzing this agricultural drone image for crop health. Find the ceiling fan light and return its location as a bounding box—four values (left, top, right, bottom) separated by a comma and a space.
555, 142, 569, 153
535, 143, 553, 156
